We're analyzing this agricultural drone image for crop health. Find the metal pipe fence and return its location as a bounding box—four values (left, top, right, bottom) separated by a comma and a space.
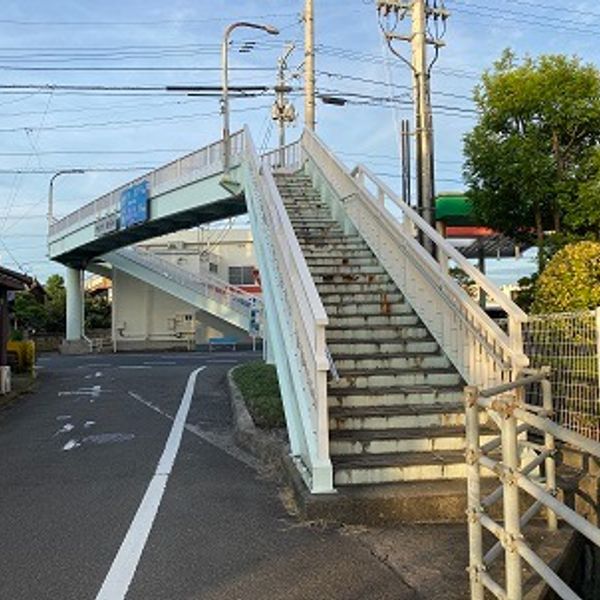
523, 310, 600, 442
465, 372, 600, 600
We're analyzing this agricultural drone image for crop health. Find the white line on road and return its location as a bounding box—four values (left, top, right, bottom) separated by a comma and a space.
118, 366, 151, 370
127, 391, 260, 471
142, 361, 177, 366
95, 366, 206, 600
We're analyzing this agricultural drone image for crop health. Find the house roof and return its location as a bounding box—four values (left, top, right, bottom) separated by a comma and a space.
0, 265, 33, 291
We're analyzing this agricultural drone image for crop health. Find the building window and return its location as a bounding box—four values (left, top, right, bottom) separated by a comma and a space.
228, 266, 255, 285
209, 262, 218, 274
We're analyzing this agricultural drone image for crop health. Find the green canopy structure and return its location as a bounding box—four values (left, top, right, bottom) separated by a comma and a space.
435, 193, 475, 226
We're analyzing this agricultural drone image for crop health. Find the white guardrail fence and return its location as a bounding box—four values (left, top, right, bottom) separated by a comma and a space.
113, 246, 261, 330
465, 370, 600, 600
242, 126, 333, 494
299, 127, 529, 390
48, 130, 246, 239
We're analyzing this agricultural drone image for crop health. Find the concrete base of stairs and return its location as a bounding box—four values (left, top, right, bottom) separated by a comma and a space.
294, 478, 499, 525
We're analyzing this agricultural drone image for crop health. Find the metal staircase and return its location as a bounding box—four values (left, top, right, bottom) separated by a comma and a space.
100, 246, 260, 335
275, 172, 497, 486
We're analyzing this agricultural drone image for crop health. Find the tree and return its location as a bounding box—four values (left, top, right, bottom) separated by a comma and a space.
464, 50, 600, 269
85, 294, 111, 330
45, 274, 66, 333
13, 291, 48, 333
532, 241, 600, 313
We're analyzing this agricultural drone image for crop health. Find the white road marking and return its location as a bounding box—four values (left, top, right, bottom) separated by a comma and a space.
95, 371, 103, 378
205, 359, 238, 364
79, 363, 111, 368
56, 415, 72, 421
58, 385, 103, 398
142, 361, 177, 366
55, 423, 74, 436
96, 366, 206, 600
83, 433, 134, 445
62, 439, 81, 451
118, 366, 151, 370
84, 420, 96, 429
128, 391, 259, 470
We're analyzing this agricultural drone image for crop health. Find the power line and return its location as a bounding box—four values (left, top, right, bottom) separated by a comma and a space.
0, 12, 298, 27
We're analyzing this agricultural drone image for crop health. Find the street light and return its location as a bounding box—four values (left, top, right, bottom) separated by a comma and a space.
47, 169, 85, 230
221, 21, 279, 175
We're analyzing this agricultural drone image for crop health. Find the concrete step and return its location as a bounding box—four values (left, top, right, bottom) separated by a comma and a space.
305, 256, 380, 268
311, 264, 386, 274
330, 425, 497, 455
328, 386, 463, 408
327, 338, 439, 355
317, 282, 399, 295
321, 292, 404, 306
332, 451, 476, 486
297, 235, 364, 245
332, 353, 451, 371
328, 314, 420, 327
322, 299, 410, 316
330, 368, 462, 389
328, 403, 474, 430
303, 248, 375, 259
301, 240, 370, 251
286, 211, 332, 219
314, 273, 392, 286
326, 324, 430, 341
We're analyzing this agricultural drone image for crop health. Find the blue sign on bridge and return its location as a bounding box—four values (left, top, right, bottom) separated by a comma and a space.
120, 180, 150, 229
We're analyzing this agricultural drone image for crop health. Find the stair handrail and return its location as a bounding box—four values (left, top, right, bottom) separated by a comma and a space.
241, 125, 333, 493
301, 127, 528, 386
114, 246, 261, 322
261, 140, 303, 172
49, 129, 246, 239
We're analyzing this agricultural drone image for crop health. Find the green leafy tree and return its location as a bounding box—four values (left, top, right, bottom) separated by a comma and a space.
464, 51, 600, 269
45, 274, 66, 333
13, 291, 48, 332
532, 241, 600, 313
85, 294, 111, 330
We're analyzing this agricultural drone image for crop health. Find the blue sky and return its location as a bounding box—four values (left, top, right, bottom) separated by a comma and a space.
0, 0, 599, 283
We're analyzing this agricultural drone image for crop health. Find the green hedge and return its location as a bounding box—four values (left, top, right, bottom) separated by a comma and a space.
232, 362, 285, 429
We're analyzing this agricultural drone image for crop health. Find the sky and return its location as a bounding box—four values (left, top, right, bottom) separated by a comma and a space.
1, 0, 599, 284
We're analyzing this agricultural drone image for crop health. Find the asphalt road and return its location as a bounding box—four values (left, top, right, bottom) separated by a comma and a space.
0, 352, 415, 600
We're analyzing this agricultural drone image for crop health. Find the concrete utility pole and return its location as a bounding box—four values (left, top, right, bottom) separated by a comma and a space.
304, 0, 316, 131
272, 44, 296, 163
376, 1, 449, 231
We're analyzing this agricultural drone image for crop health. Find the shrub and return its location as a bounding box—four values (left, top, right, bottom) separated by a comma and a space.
532, 241, 600, 313
232, 362, 285, 428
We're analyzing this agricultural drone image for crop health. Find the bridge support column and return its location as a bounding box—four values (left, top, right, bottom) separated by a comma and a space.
61, 267, 88, 354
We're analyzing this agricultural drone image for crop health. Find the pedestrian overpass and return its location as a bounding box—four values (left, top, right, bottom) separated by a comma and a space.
48, 126, 529, 495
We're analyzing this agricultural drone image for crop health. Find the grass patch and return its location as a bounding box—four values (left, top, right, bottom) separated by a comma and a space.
232, 362, 285, 429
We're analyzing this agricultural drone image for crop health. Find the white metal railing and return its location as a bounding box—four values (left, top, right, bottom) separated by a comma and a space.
49, 130, 246, 239
241, 126, 333, 493
465, 370, 600, 600
261, 140, 303, 172
300, 127, 529, 388
111, 246, 261, 331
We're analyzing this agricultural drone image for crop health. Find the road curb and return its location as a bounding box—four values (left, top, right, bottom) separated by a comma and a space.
226, 366, 292, 476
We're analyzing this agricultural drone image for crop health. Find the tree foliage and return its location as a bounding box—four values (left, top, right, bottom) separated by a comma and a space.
464, 51, 600, 268
532, 241, 600, 313
12, 273, 111, 334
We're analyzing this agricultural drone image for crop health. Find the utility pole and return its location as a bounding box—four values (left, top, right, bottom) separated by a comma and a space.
376, 1, 449, 233
272, 44, 296, 164
304, 0, 316, 131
